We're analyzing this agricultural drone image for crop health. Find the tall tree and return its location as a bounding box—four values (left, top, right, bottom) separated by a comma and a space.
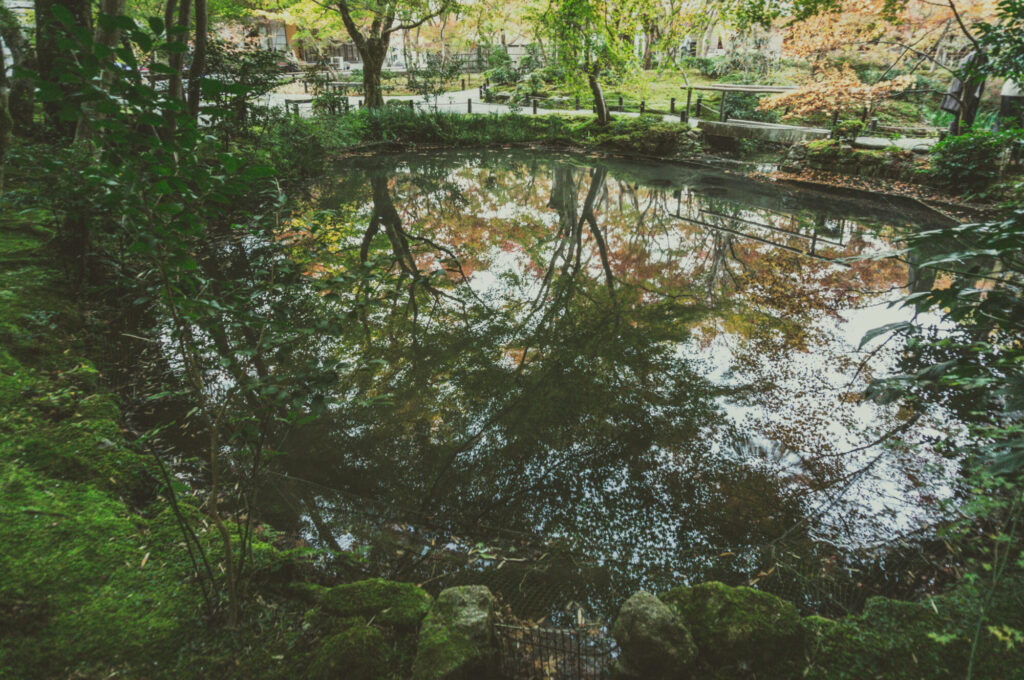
0, 17, 11, 194
316, 0, 452, 108
74, 0, 128, 144
187, 0, 207, 119
538, 0, 647, 124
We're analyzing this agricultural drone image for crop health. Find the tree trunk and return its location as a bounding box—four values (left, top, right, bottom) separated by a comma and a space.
187, 0, 207, 119
700, 20, 717, 58
74, 0, 127, 144
0, 0, 35, 135
362, 39, 388, 108
0, 31, 12, 195
589, 69, 609, 125
167, 0, 191, 103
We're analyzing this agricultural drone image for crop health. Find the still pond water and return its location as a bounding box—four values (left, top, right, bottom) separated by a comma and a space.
263, 150, 959, 622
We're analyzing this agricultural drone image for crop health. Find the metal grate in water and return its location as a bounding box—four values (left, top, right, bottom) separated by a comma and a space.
497, 624, 617, 680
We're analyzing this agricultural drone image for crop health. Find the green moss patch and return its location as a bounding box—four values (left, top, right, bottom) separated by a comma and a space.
320, 578, 432, 630
661, 581, 802, 678
305, 618, 391, 680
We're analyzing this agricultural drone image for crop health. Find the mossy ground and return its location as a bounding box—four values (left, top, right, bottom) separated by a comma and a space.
0, 176, 407, 679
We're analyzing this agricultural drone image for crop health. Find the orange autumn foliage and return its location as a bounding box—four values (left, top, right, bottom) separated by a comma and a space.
758, 65, 915, 117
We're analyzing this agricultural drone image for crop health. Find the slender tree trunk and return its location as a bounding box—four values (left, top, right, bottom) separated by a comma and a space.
0, 0, 34, 135
589, 66, 609, 125
164, 0, 191, 137
167, 0, 191, 103
164, 0, 177, 38
74, 0, 127, 144
0, 33, 11, 195
187, 0, 207, 119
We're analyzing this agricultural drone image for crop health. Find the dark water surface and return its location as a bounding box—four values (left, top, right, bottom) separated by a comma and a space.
262, 150, 959, 621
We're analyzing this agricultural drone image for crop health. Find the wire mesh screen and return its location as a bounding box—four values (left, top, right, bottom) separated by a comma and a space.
497, 624, 617, 680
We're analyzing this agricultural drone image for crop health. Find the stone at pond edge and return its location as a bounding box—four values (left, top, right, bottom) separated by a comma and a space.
660, 581, 802, 676
611, 590, 697, 679
305, 618, 390, 680
319, 578, 432, 630
412, 585, 497, 680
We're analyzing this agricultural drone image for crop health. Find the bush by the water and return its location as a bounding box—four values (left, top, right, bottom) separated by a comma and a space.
929, 128, 1024, 193
263, 108, 703, 178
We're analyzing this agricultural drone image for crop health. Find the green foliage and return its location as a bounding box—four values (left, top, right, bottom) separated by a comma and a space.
485, 46, 518, 85
832, 119, 865, 142
592, 114, 701, 156
929, 129, 1024, 194
977, 0, 1024, 83
802, 583, 1024, 679
203, 37, 288, 133
261, 106, 703, 160
29, 10, 374, 627
408, 52, 465, 110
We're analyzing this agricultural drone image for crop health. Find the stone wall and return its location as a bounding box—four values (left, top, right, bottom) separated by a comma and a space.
296, 578, 1024, 679
781, 139, 928, 183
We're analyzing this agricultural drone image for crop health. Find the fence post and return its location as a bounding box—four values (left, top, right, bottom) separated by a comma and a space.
303, 79, 308, 94
461, 77, 466, 90
696, 95, 703, 118
670, 97, 675, 113
719, 92, 728, 122
467, 98, 472, 114
533, 99, 538, 115
619, 95, 623, 112
831, 109, 840, 130
575, 96, 580, 110
685, 88, 692, 120
640, 100, 645, 114
680, 108, 685, 123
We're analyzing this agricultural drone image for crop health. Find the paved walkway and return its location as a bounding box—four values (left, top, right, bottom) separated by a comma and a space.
261, 87, 938, 152
263, 87, 694, 123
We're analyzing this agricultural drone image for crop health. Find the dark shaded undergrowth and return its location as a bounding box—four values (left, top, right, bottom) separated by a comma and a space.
260, 108, 705, 178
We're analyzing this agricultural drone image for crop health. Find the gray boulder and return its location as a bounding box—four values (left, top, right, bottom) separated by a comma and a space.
612, 591, 697, 679
412, 585, 497, 680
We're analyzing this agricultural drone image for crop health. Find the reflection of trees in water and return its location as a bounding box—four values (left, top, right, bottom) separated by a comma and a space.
264, 152, 947, 618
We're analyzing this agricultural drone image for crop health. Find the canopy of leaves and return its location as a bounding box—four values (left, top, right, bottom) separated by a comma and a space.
759, 64, 914, 117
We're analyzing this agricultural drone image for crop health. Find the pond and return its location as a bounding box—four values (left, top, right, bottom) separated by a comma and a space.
260, 150, 962, 623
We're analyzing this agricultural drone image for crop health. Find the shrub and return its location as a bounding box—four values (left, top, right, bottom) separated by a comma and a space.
929, 129, 1024, 193
833, 119, 865, 142
485, 47, 517, 85
594, 115, 698, 156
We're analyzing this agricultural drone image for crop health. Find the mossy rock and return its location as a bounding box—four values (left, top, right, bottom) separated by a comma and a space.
412, 585, 496, 680
612, 591, 696, 679
305, 619, 390, 680
321, 578, 432, 630
661, 581, 802, 677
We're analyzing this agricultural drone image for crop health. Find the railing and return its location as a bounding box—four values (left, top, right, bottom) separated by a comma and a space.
497, 624, 617, 680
